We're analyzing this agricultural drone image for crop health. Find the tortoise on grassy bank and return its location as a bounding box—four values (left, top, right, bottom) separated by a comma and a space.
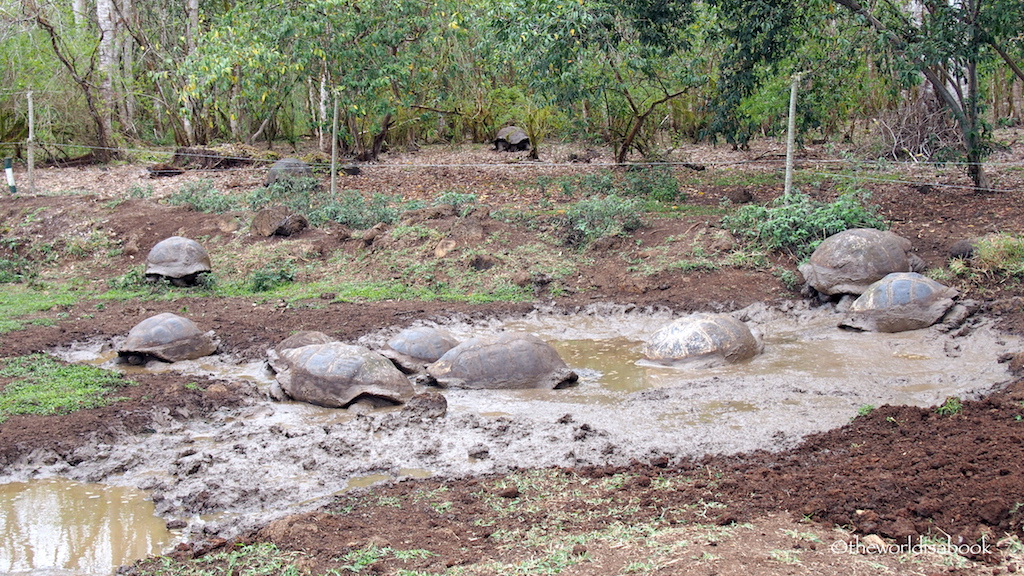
798, 228, 925, 296
117, 312, 219, 364
494, 126, 530, 152
425, 332, 578, 389
381, 326, 460, 374
839, 272, 959, 333
145, 236, 212, 286
643, 313, 762, 367
267, 340, 414, 408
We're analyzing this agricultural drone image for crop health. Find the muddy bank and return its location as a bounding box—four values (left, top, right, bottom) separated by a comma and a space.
1, 301, 1016, 544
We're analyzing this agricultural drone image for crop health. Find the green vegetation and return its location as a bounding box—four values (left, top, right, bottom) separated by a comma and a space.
247, 262, 297, 293
166, 179, 238, 214
856, 404, 875, 418
0, 284, 80, 334
722, 190, 886, 258
0, 354, 132, 423
936, 396, 964, 417
559, 195, 645, 248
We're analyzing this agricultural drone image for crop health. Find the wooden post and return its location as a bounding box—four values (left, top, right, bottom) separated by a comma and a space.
784, 73, 802, 196
27, 91, 35, 194
330, 95, 339, 196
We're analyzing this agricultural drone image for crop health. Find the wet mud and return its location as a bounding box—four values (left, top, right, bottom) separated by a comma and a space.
2, 301, 1016, 549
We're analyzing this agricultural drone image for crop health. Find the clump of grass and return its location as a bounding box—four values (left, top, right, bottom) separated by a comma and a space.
248, 178, 414, 229
971, 234, 1024, 277
722, 190, 886, 258
433, 191, 478, 216
559, 195, 645, 248
936, 396, 963, 416
166, 179, 238, 213
0, 284, 79, 334
247, 261, 296, 293
0, 354, 132, 423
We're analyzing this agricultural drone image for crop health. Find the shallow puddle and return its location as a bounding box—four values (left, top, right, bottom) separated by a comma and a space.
33, 303, 1023, 548
0, 478, 178, 576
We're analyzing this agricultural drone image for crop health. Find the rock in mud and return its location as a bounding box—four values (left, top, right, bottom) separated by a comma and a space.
839, 272, 958, 333
426, 332, 578, 389
643, 312, 762, 366
117, 312, 219, 364
401, 391, 448, 419
267, 341, 413, 408
251, 206, 308, 237
799, 228, 924, 296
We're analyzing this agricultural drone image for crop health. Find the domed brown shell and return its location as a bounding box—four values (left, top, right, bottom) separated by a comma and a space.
426, 333, 577, 389
145, 236, 212, 282
798, 228, 920, 296
643, 313, 761, 367
839, 272, 958, 333
118, 312, 218, 363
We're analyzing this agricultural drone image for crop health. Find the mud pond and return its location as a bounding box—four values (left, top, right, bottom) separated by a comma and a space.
1, 302, 1018, 575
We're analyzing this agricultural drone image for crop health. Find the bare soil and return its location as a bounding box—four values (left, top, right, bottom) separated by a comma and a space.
4, 134, 1024, 575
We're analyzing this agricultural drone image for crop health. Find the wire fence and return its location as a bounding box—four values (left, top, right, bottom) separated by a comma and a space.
2, 138, 1023, 194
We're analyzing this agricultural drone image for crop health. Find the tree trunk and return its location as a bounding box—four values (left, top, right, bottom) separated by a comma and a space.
96, 0, 117, 152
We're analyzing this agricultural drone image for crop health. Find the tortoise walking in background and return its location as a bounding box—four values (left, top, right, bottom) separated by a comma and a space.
117, 313, 219, 364
494, 126, 531, 152
839, 272, 959, 333
799, 228, 924, 296
643, 313, 762, 367
426, 332, 577, 389
145, 236, 212, 286
264, 158, 313, 186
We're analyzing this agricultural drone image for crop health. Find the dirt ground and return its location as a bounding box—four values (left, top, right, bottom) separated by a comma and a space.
3, 133, 1024, 575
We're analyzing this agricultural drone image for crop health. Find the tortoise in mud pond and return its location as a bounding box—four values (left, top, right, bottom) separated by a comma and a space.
643, 313, 762, 367
798, 228, 924, 296
839, 272, 959, 333
494, 126, 530, 152
145, 236, 212, 286
118, 312, 219, 364
381, 326, 459, 374
264, 157, 313, 186
425, 332, 577, 389
267, 340, 414, 408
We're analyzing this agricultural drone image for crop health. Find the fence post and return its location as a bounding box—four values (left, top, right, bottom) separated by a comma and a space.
5, 158, 15, 194
784, 73, 802, 196
330, 95, 338, 196
27, 91, 35, 194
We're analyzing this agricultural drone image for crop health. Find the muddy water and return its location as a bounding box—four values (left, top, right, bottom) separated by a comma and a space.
12, 302, 1021, 550
0, 478, 178, 576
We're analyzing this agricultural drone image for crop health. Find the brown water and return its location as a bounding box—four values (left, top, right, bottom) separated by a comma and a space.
29, 302, 1021, 558
0, 478, 178, 576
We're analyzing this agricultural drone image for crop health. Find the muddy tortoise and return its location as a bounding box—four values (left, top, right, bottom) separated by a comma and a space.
118, 312, 219, 364
642, 313, 762, 367
381, 327, 460, 374
494, 126, 530, 152
267, 341, 413, 408
839, 272, 959, 333
145, 236, 212, 286
425, 332, 578, 389
798, 228, 925, 296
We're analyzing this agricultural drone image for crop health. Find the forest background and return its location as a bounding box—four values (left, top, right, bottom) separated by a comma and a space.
1, 0, 1023, 189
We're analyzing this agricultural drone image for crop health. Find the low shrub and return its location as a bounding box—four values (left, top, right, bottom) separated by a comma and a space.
722, 190, 886, 258
559, 195, 645, 248
167, 179, 237, 213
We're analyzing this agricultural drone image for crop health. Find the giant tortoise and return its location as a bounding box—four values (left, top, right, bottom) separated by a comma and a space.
839, 272, 959, 333
425, 332, 577, 389
381, 326, 459, 374
643, 313, 761, 367
145, 236, 212, 286
118, 312, 219, 364
264, 158, 313, 186
494, 126, 530, 152
798, 228, 924, 296
267, 340, 413, 408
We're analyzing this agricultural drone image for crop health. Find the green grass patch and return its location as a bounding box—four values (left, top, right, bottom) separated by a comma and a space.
0, 284, 81, 334
0, 354, 133, 423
